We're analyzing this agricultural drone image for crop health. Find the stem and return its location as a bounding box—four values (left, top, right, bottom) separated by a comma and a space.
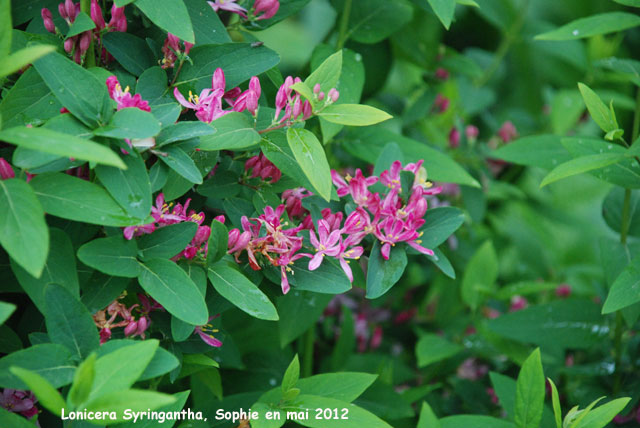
633, 87, 640, 144
621, 189, 632, 246
302, 326, 314, 378
475, 0, 529, 87
80, 0, 96, 68
170, 59, 185, 87
336, 0, 352, 51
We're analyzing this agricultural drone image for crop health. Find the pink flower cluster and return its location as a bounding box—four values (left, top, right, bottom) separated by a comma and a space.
174, 68, 261, 123
92, 294, 162, 344
225, 158, 441, 294
123, 194, 217, 261
332, 161, 441, 260
161, 33, 194, 69
273, 76, 313, 126
42, 0, 127, 64
227, 205, 307, 294
0, 389, 39, 422
106, 76, 151, 112
245, 153, 281, 183
208, 0, 279, 20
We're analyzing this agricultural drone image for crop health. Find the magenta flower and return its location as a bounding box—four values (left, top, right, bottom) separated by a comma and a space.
106, 76, 151, 112
335, 243, 364, 282
123, 223, 155, 240
374, 216, 433, 260
308, 220, 342, 270
449, 127, 460, 148
195, 316, 223, 347
498, 121, 518, 143
245, 153, 281, 183
161, 33, 194, 69
0, 158, 15, 180
282, 187, 312, 218
232, 76, 261, 116
465, 125, 479, 142
253, 0, 279, 20
174, 87, 227, 123
207, 0, 247, 18
0, 389, 39, 421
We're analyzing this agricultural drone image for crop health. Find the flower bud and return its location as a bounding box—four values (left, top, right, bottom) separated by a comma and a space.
246, 90, 259, 116
0, 158, 15, 180
498, 121, 517, 143
58, 2, 68, 19
184, 41, 194, 56
317, 91, 325, 101
90, 0, 105, 30
254, 0, 279, 20
465, 125, 479, 142
194, 225, 211, 246
124, 321, 138, 336
79, 32, 91, 54
302, 100, 312, 120
212, 67, 226, 92
328, 88, 339, 102
64, 37, 75, 53
73, 47, 82, 64
313, 83, 321, 94
435, 67, 449, 80
65, 0, 76, 21
292, 95, 302, 118
41, 8, 56, 33
249, 76, 261, 99
136, 316, 149, 335
448, 127, 460, 148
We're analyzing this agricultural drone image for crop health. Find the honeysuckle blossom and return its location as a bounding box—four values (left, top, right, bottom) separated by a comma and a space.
93, 294, 163, 344
161, 33, 194, 69
0, 158, 15, 180
208, 0, 247, 18
282, 187, 312, 218
106, 76, 151, 112
498, 120, 518, 143
0, 389, 39, 422
253, 0, 279, 20
195, 316, 223, 347
245, 153, 281, 183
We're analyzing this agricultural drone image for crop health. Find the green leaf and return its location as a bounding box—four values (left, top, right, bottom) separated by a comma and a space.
282, 355, 300, 393
305, 51, 342, 99
577, 398, 632, 428
290, 258, 352, 294
78, 236, 141, 278
83, 389, 176, 424
0, 302, 16, 326
94, 107, 161, 140
0, 67, 62, 128
293, 395, 393, 427
138, 221, 198, 260
90, 340, 159, 399
347, 0, 414, 44
540, 153, 624, 187
603, 188, 640, 237
33, 51, 111, 127
0, 343, 75, 389
487, 299, 608, 350
157, 121, 216, 146
185, 0, 231, 44
318, 104, 392, 126
602, 254, 640, 313
0, 45, 56, 79
0, 126, 126, 169
158, 146, 203, 184
117, 390, 191, 428
535, 12, 640, 41
44, 284, 100, 360
366, 241, 407, 299
207, 264, 279, 321
11, 228, 78, 313
0, 0, 11, 59
286, 128, 332, 202
68, 353, 96, 408
343, 127, 480, 187
0, 408, 39, 428
176, 43, 280, 92
206, 219, 228, 266
491, 135, 572, 170
428, 0, 457, 28
614, 0, 640, 6
30, 173, 146, 226
138, 259, 208, 325
419, 207, 465, 249
199, 112, 260, 150
0, 179, 48, 278
277, 291, 332, 347
65, 11, 95, 38
134, 0, 194, 43
102, 32, 155, 76
416, 334, 462, 367
515, 349, 545, 428
440, 415, 516, 428
9, 367, 66, 416
461, 241, 498, 310
418, 401, 441, 428
95, 152, 152, 219
548, 378, 562, 428
577, 83, 618, 133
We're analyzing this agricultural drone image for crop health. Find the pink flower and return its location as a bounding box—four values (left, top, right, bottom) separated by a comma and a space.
232, 76, 261, 116
123, 223, 155, 240
375, 216, 433, 260
449, 127, 460, 148
161, 33, 194, 69
0, 389, 39, 421
498, 121, 518, 143
465, 125, 479, 142
245, 153, 281, 183
308, 220, 342, 270
509, 295, 528, 312
253, 0, 279, 20
174, 87, 227, 123
195, 316, 223, 347
435, 67, 449, 80
457, 358, 489, 381
332, 169, 378, 207
433, 94, 449, 113
207, 0, 247, 18
90, 0, 105, 30
0, 158, 15, 180
41, 8, 56, 33
106, 76, 151, 112
282, 187, 312, 218
273, 76, 312, 124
